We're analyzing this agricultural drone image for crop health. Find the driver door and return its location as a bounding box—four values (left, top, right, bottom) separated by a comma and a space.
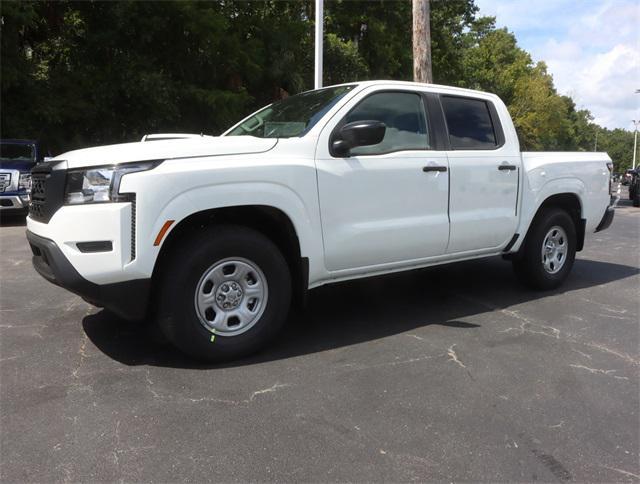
315, 90, 450, 272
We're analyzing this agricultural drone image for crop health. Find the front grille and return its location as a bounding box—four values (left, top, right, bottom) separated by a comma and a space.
29, 173, 47, 220
0, 173, 10, 193
28, 161, 66, 223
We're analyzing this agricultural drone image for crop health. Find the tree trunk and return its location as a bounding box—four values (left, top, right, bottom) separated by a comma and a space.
412, 0, 432, 83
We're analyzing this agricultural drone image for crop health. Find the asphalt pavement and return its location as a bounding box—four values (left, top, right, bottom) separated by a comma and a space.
1, 192, 638, 482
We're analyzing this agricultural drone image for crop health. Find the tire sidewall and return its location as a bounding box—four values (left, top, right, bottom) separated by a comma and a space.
519, 209, 577, 289
158, 226, 291, 361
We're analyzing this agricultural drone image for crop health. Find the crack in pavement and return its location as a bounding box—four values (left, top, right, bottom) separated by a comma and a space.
447, 344, 466, 368
601, 466, 640, 480
569, 364, 629, 380
458, 294, 639, 367
140, 375, 292, 407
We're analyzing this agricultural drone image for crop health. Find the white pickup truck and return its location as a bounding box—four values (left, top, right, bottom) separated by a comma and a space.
26, 81, 614, 361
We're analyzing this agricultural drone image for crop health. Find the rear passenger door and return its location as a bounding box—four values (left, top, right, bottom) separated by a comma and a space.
441, 95, 520, 253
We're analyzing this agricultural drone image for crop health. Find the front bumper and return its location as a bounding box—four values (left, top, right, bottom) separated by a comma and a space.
26, 202, 138, 284
27, 230, 150, 320
0, 195, 29, 211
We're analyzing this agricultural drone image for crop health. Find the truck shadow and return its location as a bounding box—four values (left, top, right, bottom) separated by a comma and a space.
82, 256, 639, 369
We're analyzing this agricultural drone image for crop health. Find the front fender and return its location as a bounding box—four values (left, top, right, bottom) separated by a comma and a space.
117, 152, 325, 282
142, 181, 323, 282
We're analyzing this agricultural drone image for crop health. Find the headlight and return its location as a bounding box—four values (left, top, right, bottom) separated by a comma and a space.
64, 162, 159, 205
65, 168, 114, 204
19, 173, 32, 193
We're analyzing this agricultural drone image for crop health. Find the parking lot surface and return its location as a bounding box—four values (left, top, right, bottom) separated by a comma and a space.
1, 195, 638, 482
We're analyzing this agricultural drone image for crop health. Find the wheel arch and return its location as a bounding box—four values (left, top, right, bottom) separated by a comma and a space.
510, 192, 585, 259
151, 205, 309, 307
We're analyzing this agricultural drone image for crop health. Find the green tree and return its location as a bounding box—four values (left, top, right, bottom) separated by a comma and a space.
0, 2, 41, 139
459, 20, 602, 151
1, 1, 315, 152
323, 33, 369, 85
460, 24, 531, 104
595, 128, 636, 172
508, 63, 574, 150
325, 0, 413, 80
324, 0, 478, 84
1, 0, 634, 158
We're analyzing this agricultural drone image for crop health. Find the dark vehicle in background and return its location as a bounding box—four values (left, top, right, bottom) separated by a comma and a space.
629, 169, 640, 207
0, 140, 40, 216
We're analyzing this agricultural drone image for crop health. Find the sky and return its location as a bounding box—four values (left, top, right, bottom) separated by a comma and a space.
475, 0, 640, 130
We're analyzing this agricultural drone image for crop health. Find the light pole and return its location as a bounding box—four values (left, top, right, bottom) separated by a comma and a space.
314, 0, 324, 89
632, 120, 639, 170
633, 90, 640, 169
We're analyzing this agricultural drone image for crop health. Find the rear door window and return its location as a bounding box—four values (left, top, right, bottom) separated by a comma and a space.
441, 96, 497, 150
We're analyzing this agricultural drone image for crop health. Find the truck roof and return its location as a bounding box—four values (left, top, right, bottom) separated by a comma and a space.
1, 139, 37, 145
327, 80, 499, 99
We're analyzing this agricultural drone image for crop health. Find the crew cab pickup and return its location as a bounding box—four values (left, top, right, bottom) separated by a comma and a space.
25, 81, 615, 361
1, 139, 39, 214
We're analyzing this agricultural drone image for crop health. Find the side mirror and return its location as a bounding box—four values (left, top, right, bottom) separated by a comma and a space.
331, 120, 386, 157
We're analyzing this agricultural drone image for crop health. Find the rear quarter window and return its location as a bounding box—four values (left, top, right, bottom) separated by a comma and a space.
441, 96, 498, 150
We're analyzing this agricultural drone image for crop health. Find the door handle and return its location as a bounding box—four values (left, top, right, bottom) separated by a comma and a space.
423, 166, 447, 172
498, 164, 517, 171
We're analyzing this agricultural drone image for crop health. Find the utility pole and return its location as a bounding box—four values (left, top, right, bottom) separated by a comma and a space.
412, 0, 432, 83
314, 0, 324, 90
632, 120, 639, 170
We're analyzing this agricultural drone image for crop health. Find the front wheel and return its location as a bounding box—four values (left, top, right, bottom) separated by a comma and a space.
633, 187, 640, 207
157, 225, 291, 362
513, 209, 577, 290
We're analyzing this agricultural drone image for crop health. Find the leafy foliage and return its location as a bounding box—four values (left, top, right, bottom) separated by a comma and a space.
593, 127, 636, 173
0, 0, 635, 169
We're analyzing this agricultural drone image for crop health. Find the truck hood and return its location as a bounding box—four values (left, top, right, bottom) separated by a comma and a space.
0, 159, 37, 173
54, 136, 278, 169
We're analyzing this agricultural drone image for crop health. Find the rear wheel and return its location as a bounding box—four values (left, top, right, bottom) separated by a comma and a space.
513, 208, 576, 290
157, 225, 291, 361
633, 185, 640, 207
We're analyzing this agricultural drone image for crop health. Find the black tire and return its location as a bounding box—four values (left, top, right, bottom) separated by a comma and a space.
512, 208, 576, 290
633, 188, 640, 207
157, 225, 291, 362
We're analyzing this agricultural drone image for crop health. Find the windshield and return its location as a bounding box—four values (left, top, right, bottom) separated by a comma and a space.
226, 85, 356, 138
0, 143, 36, 163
